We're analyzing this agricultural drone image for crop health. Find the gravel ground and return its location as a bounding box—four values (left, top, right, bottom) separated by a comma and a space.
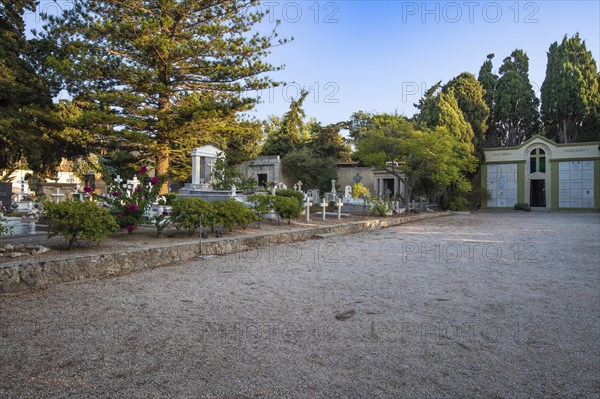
1, 211, 599, 398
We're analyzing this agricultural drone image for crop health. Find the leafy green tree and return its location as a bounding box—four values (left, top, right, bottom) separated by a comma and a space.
347, 110, 375, 143
541, 33, 600, 143
478, 54, 499, 147
494, 50, 541, 146
415, 85, 475, 154
349, 112, 416, 162
356, 122, 477, 213
40, 0, 288, 193
166, 92, 264, 181
281, 148, 338, 194
0, 1, 92, 175
261, 90, 309, 156
307, 122, 351, 160
444, 73, 489, 160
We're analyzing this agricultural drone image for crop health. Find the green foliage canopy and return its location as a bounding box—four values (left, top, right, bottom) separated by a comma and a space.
541, 33, 600, 143
40, 0, 288, 191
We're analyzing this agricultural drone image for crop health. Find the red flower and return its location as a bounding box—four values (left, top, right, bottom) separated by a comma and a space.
161, 211, 169, 216
127, 204, 139, 212
127, 224, 135, 234
112, 191, 120, 197
135, 185, 142, 193
83, 186, 93, 193
150, 176, 159, 185
138, 165, 147, 175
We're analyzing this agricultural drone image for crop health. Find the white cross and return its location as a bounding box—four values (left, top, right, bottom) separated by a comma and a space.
303, 195, 312, 223
296, 181, 303, 192
336, 198, 344, 219
50, 188, 65, 204
114, 175, 123, 185
124, 176, 140, 196
321, 198, 328, 221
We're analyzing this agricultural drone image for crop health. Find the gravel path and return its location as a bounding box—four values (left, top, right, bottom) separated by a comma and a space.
1, 212, 599, 398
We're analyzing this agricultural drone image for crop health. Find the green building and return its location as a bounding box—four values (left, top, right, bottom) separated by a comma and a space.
482, 135, 600, 211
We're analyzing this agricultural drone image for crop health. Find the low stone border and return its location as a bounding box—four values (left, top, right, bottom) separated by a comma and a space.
0, 212, 448, 294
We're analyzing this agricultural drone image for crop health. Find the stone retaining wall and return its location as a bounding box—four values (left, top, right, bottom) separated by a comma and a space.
0, 212, 448, 294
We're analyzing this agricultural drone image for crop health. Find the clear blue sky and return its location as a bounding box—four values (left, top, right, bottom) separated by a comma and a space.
26, 1, 600, 125
245, 0, 600, 124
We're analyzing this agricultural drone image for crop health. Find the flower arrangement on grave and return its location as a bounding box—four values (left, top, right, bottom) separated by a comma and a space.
97, 165, 168, 234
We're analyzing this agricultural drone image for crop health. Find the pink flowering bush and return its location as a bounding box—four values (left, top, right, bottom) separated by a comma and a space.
99, 165, 167, 234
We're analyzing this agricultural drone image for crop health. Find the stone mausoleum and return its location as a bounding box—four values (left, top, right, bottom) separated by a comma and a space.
482, 135, 600, 211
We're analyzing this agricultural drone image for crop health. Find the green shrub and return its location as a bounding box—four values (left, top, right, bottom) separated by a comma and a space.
170, 198, 215, 235
369, 199, 391, 216
151, 211, 171, 237
514, 202, 530, 211
0, 214, 13, 237
272, 196, 302, 225
275, 189, 304, 206
215, 200, 257, 231
352, 182, 371, 200
468, 187, 492, 208
448, 196, 470, 211
247, 194, 273, 228
44, 199, 118, 248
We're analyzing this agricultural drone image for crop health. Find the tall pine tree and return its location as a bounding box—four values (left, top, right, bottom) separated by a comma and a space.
41, 0, 288, 192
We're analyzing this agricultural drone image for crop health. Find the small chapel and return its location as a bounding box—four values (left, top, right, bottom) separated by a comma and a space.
482, 135, 600, 211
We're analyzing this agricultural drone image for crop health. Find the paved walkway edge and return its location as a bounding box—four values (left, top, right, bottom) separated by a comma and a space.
0, 212, 449, 294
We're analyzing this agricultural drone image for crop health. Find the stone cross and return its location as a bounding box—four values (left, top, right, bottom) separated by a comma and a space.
296, 181, 303, 192
271, 185, 276, 196
353, 173, 363, 184
231, 184, 236, 197
331, 180, 336, 196
114, 175, 123, 185
50, 188, 65, 204
321, 197, 328, 221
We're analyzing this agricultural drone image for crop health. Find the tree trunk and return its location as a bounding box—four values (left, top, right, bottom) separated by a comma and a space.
156, 142, 169, 194
405, 184, 412, 214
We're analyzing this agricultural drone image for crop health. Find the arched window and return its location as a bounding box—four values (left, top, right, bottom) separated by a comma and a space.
530, 148, 546, 173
